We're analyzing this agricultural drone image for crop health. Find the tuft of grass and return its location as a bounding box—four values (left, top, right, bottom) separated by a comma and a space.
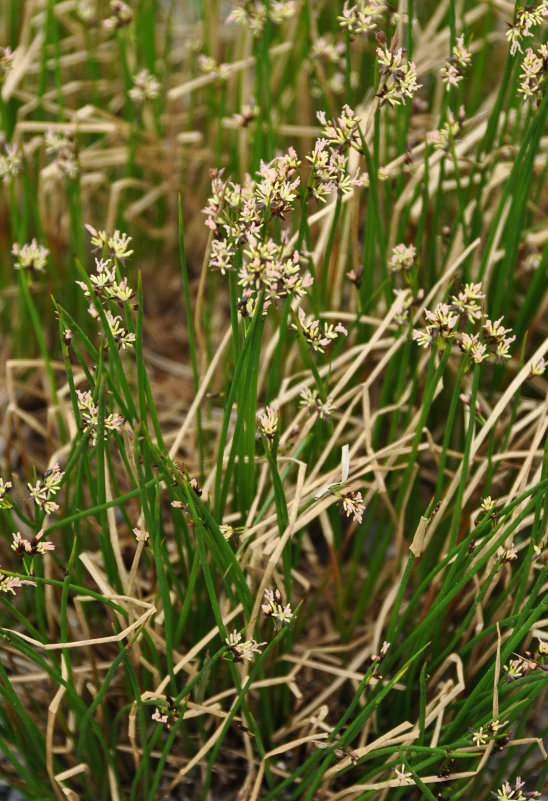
0, 1, 547, 800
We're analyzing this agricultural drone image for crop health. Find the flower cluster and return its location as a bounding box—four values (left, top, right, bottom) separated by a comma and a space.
226, 0, 296, 37
240, 236, 312, 312
306, 136, 368, 202
336, 489, 366, 523
0, 573, 36, 595
503, 653, 538, 683
76, 389, 125, 445
498, 543, 518, 564
470, 718, 509, 747
45, 129, 79, 179
426, 106, 465, 151
79, 227, 137, 347
204, 151, 314, 313
317, 104, 362, 150
441, 34, 472, 89
310, 37, 345, 66
299, 388, 336, 420
204, 169, 252, 238
0, 46, 14, 77
103, 0, 133, 30
234, 98, 259, 128
376, 45, 421, 107
450, 281, 484, 321
28, 463, 64, 515
0, 134, 22, 183
84, 224, 134, 262
0, 478, 12, 509
394, 764, 413, 785
480, 316, 516, 364
12, 240, 48, 273
292, 307, 347, 353
479, 495, 499, 526
76, 257, 136, 309
197, 55, 230, 80
255, 148, 301, 218
393, 287, 424, 326
222, 524, 247, 545
132, 527, 150, 545
76, 0, 94, 22
11, 530, 54, 556
309, 37, 350, 97
506, 2, 548, 56
262, 588, 293, 630
225, 630, 267, 663
129, 69, 161, 104
388, 243, 416, 274
491, 776, 540, 800
517, 45, 548, 104
338, 0, 388, 36
103, 310, 136, 350
412, 303, 459, 348
529, 358, 547, 377
370, 640, 390, 663
307, 106, 368, 201
257, 406, 279, 440
413, 282, 515, 366
151, 696, 178, 728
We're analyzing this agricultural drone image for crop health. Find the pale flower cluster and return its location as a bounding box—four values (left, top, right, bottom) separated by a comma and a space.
291, 307, 347, 353
103, 0, 133, 30
262, 587, 294, 630
376, 45, 421, 107
204, 152, 314, 314
506, 2, 548, 55
76, 0, 94, 22
441, 35, 472, 89
76, 389, 125, 445
12, 240, 49, 273
491, 775, 540, 800
205, 104, 371, 320
0, 573, 36, 595
11, 530, 54, 556
45, 129, 79, 179
306, 136, 368, 203
338, 0, 388, 35
240, 235, 313, 312
517, 45, 548, 104
103, 310, 136, 350
77, 235, 136, 349
426, 107, 464, 151
233, 98, 258, 128
257, 406, 279, 440
337, 489, 366, 523
225, 630, 267, 663
0, 46, 14, 76
299, 388, 336, 420
392, 287, 424, 326
389, 243, 416, 273
226, 0, 296, 37
28, 463, 64, 515
0, 478, 12, 509
129, 69, 161, 104
0, 135, 22, 182
85, 224, 134, 262
76, 257, 136, 308
317, 104, 361, 150
413, 282, 516, 367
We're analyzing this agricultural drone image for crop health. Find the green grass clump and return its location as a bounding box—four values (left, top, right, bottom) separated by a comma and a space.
0, 1, 547, 799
